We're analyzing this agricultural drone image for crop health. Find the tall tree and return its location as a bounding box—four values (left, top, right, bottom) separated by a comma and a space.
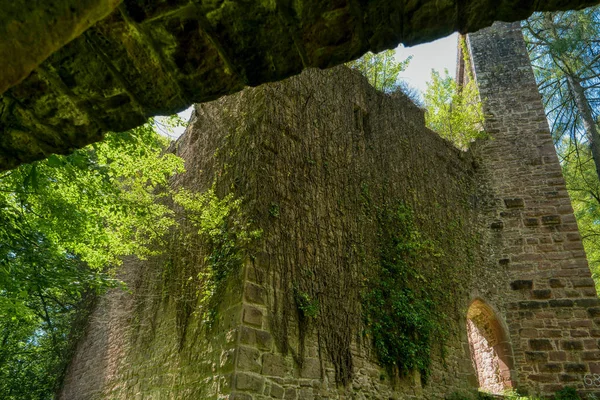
524, 8, 600, 180
0, 120, 184, 399
524, 7, 600, 285
347, 49, 412, 93
422, 38, 485, 150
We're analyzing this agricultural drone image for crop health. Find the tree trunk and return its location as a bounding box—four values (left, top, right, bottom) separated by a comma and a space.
567, 74, 600, 182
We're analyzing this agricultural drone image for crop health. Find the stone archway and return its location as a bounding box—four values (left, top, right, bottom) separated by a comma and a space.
466, 299, 514, 394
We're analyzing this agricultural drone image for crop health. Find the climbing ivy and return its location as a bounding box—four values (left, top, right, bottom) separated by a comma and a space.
171, 188, 261, 334
362, 202, 447, 382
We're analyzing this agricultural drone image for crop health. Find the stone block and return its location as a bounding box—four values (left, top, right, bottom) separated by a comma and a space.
242, 305, 263, 327
244, 283, 266, 305
573, 278, 595, 288
525, 351, 548, 362
520, 328, 538, 338
231, 394, 253, 400
571, 330, 589, 338
561, 340, 584, 351
529, 373, 557, 383
520, 301, 548, 310
530, 339, 553, 351
511, 280, 533, 290
300, 358, 321, 379
491, 221, 504, 230
221, 349, 237, 372
590, 363, 600, 373
549, 351, 566, 362
284, 388, 297, 399
270, 383, 285, 398
582, 351, 600, 361
237, 346, 261, 373
298, 387, 313, 399
504, 198, 525, 208
564, 363, 587, 373
550, 299, 573, 308
525, 218, 540, 227
262, 353, 288, 377
559, 374, 579, 382
533, 289, 552, 299
589, 308, 600, 318
539, 363, 562, 373
549, 278, 564, 288
575, 298, 600, 308
240, 326, 273, 350
542, 215, 561, 225
236, 372, 265, 393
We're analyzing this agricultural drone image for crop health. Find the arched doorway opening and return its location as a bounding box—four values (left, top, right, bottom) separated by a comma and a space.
466, 299, 514, 394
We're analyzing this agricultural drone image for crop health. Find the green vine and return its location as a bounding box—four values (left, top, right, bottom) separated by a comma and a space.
172, 187, 261, 334
362, 202, 447, 382
294, 287, 320, 319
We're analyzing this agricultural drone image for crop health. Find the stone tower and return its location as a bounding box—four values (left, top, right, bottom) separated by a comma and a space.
464, 22, 600, 396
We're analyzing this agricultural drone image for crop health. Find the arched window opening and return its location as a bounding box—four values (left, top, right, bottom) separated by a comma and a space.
466, 299, 514, 394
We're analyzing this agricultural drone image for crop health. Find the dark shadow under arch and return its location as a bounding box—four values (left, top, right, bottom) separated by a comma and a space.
466, 299, 515, 394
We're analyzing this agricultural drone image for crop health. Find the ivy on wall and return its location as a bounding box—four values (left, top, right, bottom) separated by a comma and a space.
362, 202, 448, 382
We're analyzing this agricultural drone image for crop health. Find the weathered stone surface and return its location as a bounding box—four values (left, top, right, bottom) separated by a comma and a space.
530, 339, 553, 351
235, 373, 265, 393
510, 280, 533, 290
0, 0, 121, 94
466, 21, 600, 396
58, 23, 600, 399
3, 0, 600, 170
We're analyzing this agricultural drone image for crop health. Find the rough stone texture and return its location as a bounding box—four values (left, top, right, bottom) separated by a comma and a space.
0, 0, 122, 95
467, 22, 600, 397
59, 253, 244, 399
467, 301, 514, 394
60, 67, 482, 399
2, 0, 600, 171
59, 23, 600, 399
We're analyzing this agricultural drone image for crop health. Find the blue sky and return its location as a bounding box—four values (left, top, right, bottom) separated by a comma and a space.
163, 32, 459, 138
398, 32, 458, 96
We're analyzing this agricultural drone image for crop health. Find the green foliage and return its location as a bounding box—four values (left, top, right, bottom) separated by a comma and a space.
524, 8, 600, 144
446, 389, 575, 400
347, 49, 412, 93
362, 202, 446, 382
268, 203, 280, 218
293, 288, 319, 319
560, 143, 600, 288
423, 46, 485, 150
524, 7, 600, 287
0, 121, 183, 399
554, 386, 582, 400
174, 188, 261, 325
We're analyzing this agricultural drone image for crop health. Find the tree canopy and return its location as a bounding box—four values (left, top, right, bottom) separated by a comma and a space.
524, 6, 600, 284
0, 120, 184, 399
347, 49, 412, 93
422, 38, 485, 150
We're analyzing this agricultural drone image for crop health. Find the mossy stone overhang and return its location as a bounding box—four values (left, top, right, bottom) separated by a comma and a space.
1, 0, 599, 171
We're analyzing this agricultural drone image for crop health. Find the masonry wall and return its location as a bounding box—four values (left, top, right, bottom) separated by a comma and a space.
60, 24, 600, 399
467, 22, 600, 397
208, 67, 483, 399
60, 66, 486, 399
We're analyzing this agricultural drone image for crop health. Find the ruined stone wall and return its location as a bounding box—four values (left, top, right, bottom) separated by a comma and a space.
467, 22, 600, 397
58, 252, 245, 399
209, 67, 482, 399
59, 24, 600, 398
59, 67, 484, 399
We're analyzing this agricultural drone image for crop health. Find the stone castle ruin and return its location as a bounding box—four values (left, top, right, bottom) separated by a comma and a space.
59, 22, 600, 399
